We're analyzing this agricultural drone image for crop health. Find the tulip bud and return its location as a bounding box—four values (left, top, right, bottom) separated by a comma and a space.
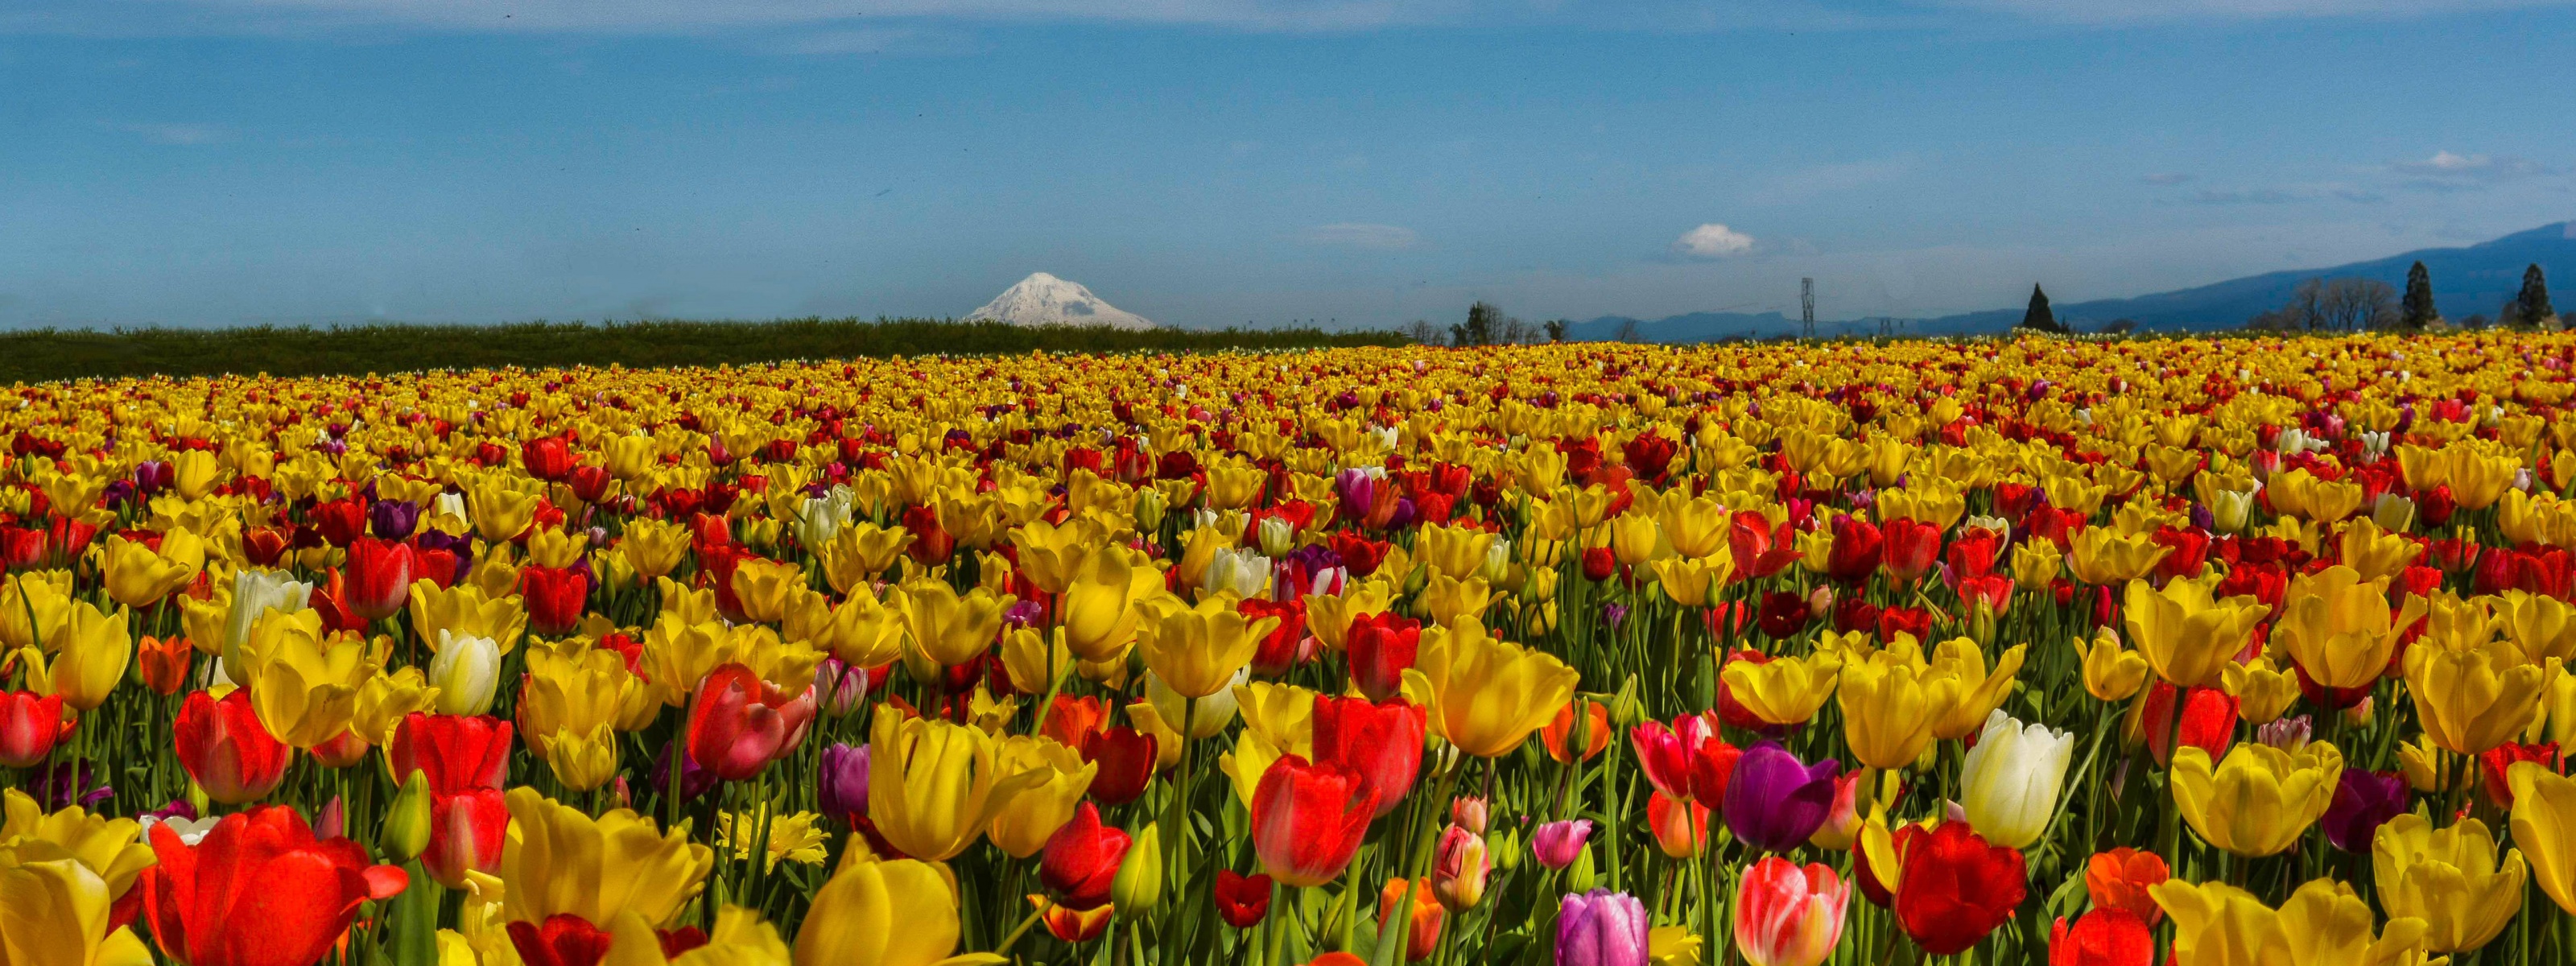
1488, 828, 1519, 870
1112, 823, 1162, 916
1134, 489, 1168, 533
1565, 843, 1598, 892
1451, 796, 1488, 835
383, 770, 433, 861
1608, 678, 1644, 728
1430, 825, 1490, 912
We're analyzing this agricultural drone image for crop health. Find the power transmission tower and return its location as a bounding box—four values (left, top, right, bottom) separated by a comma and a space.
1801, 278, 1815, 338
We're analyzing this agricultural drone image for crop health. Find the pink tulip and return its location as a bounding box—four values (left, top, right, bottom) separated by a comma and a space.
1735, 857, 1849, 966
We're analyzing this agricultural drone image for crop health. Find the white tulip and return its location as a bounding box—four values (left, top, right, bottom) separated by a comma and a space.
1957, 708, 2074, 850
430, 629, 501, 716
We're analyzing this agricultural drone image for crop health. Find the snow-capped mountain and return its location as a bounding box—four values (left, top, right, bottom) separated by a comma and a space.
964, 273, 1156, 330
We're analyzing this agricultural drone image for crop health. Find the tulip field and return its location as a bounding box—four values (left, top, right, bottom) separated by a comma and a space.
14, 332, 2576, 966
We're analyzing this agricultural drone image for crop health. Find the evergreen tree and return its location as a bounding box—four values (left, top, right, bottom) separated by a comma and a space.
2515, 263, 2557, 328
2018, 284, 2061, 332
2401, 261, 2438, 329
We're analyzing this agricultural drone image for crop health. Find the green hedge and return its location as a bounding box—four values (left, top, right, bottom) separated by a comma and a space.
0, 318, 1412, 383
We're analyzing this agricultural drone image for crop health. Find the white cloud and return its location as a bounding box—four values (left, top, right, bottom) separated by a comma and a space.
2391, 151, 2552, 181
1673, 223, 1756, 258
1298, 223, 1420, 250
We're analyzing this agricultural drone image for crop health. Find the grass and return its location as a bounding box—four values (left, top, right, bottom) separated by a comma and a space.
0, 317, 1414, 383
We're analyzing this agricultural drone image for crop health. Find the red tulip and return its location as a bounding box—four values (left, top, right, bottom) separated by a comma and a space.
387, 712, 514, 795
522, 436, 576, 483
902, 506, 954, 565
0, 690, 66, 768
1731, 511, 1801, 580
2140, 683, 2238, 767
2482, 741, 2562, 807
508, 915, 617, 966
1893, 821, 2026, 956
688, 663, 819, 781
424, 786, 509, 888
2049, 909, 2153, 966
137, 806, 410, 966
1946, 529, 2001, 580
1580, 547, 1618, 582
1630, 713, 1717, 802
521, 566, 591, 638
175, 689, 292, 805
1824, 515, 1882, 585
1331, 530, 1389, 578
1214, 869, 1275, 927
309, 497, 368, 548
568, 464, 615, 504
1689, 738, 1744, 812
1312, 696, 1426, 819
1241, 597, 1310, 677
1040, 802, 1130, 911
1081, 726, 1158, 805
1878, 518, 1941, 585
1250, 755, 1377, 888
1344, 613, 1422, 703
342, 537, 415, 621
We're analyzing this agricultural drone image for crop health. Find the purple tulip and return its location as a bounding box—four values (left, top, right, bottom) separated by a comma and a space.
133, 460, 173, 496
650, 742, 719, 802
818, 743, 872, 819
1554, 889, 1648, 966
1724, 741, 1839, 852
1531, 819, 1594, 869
2322, 769, 2409, 852
369, 499, 421, 540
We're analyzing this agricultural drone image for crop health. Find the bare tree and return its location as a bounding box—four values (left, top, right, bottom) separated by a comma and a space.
1403, 319, 1442, 345
1613, 318, 1644, 342
2315, 277, 2400, 332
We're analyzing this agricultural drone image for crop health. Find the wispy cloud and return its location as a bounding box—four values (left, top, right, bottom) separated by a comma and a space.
777, 25, 983, 55
100, 121, 228, 144
1298, 223, 1421, 250
2140, 172, 2194, 186
1942, 0, 2576, 23
2391, 150, 2553, 182
2189, 188, 2295, 204
1673, 223, 1757, 258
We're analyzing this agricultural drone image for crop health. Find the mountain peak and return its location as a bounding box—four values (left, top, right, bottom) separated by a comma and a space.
964, 273, 1155, 330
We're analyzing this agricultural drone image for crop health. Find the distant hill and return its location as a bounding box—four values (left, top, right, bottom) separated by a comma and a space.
1572, 221, 2575, 341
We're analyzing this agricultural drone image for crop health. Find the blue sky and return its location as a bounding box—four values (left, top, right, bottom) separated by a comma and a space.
2, 0, 2571, 329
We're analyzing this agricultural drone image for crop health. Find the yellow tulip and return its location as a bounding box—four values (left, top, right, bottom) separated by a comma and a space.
1650, 555, 1733, 608
0, 789, 156, 899
351, 667, 442, 746
2010, 541, 2062, 591
2445, 448, 2517, 511
1134, 592, 1273, 700
2405, 636, 2549, 755
1306, 580, 1393, 652
1838, 639, 1961, 770
526, 526, 589, 569
0, 572, 73, 654
892, 578, 1013, 668
41, 602, 130, 712
518, 646, 635, 757
98, 534, 199, 610
466, 477, 541, 543
828, 588, 908, 670
1060, 547, 1162, 663
1416, 524, 1498, 582
2151, 877, 2430, 966
237, 609, 385, 748
618, 518, 691, 581
1718, 648, 1840, 726
2123, 575, 2271, 687
2495, 590, 2576, 666
1654, 491, 1730, 559
499, 786, 714, 927
0, 857, 156, 966
1009, 518, 1101, 595
1219, 727, 1287, 808
2509, 761, 2576, 914
726, 556, 803, 625
2372, 810, 2525, 952
171, 449, 221, 500
408, 579, 528, 655
1928, 638, 2025, 740
1415, 572, 1491, 629
2170, 741, 2343, 857
2334, 518, 2421, 581
2222, 656, 2299, 725
999, 626, 1071, 695
537, 725, 622, 793
2071, 626, 2149, 701
2268, 566, 2424, 689
1608, 510, 1664, 567
791, 856, 989, 966
1206, 460, 1267, 511
867, 711, 1051, 861
816, 522, 915, 595
2068, 528, 2172, 585
1401, 619, 1578, 758
986, 736, 1096, 857
1232, 680, 1318, 758
607, 906, 792, 966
